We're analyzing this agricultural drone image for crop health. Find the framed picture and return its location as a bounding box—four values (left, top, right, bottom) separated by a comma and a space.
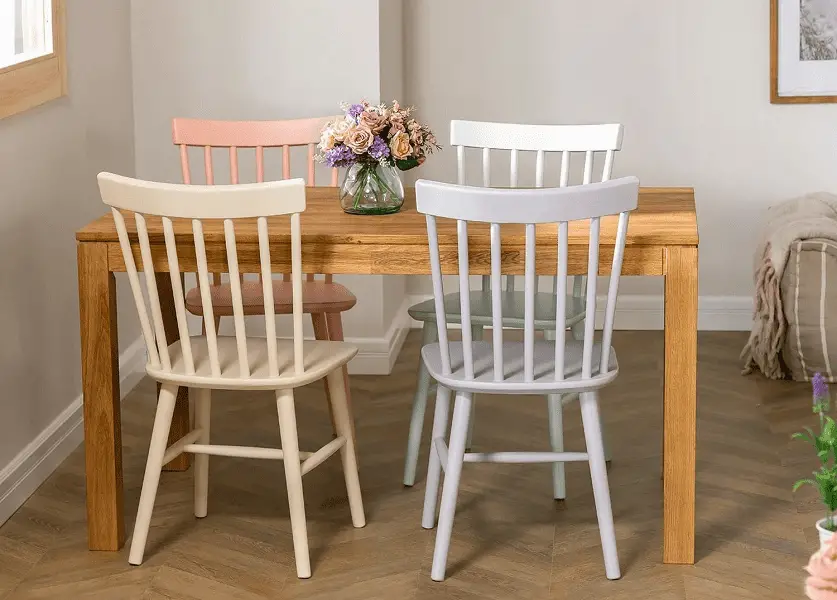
771, 0, 837, 103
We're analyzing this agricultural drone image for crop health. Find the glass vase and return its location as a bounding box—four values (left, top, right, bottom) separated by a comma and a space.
340, 162, 405, 215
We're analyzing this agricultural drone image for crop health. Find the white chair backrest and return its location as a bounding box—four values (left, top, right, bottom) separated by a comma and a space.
98, 172, 306, 380
451, 120, 624, 292
416, 177, 639, 383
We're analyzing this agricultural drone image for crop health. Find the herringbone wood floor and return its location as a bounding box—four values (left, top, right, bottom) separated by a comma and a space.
0, 331, 817, 598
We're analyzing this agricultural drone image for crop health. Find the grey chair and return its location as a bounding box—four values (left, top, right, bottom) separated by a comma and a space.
403, 120, 623, 494
416, 176, 639, 582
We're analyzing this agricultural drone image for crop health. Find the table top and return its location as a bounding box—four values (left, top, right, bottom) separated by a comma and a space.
76, 186, 698, 247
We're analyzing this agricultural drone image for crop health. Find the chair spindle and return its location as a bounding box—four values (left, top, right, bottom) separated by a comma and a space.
162, 216, 195, 374
135, 213, 171, 371
223, 219, 250, 377
457, 219, 474, 380
192, 219, 221, 377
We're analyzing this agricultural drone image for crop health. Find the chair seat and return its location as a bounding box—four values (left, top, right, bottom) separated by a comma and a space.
146, 336, 357, 390
422, 340, 618, 395
408, 291, 585, 329
185, 280, 357, 317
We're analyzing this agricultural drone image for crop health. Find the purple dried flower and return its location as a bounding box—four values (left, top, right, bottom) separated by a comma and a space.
347, 103, 365, 120
368, 136, 390, 160
814, 372, 829, 400
324, 145, 356, 168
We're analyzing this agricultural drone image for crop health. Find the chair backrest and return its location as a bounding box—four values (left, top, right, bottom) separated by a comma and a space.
451, 120, 624, 292
98, 172, 307, 380
172, 116, 338, 283
172, 116, 340, 186
416, 176, 639, 384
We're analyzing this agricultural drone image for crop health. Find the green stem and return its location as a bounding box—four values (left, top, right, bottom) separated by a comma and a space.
349, 163, 401, 211
352, 164, 372, 210
369, 167, 400, 200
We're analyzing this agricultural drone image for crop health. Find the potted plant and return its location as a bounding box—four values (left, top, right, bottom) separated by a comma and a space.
794, 373, 837, 548
317, 100, 440, 215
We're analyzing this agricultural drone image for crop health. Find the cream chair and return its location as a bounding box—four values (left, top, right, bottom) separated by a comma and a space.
98, 173, 364, 579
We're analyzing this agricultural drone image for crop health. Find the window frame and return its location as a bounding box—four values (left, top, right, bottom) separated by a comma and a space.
0, 0, 66, 120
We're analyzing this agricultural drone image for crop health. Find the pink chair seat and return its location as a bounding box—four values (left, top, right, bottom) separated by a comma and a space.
184, 280, 357, 317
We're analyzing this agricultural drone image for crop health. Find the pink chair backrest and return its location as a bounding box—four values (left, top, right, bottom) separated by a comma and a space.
172, 116, 340, 186
172, 116, 341, 283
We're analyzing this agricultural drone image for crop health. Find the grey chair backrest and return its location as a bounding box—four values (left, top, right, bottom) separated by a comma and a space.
416, 177, 639, 384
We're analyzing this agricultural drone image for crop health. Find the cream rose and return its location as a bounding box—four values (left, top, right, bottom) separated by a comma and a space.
319, 129, 336, 151
390, 132, 412, 160
331, 118, 352, 142
359, 109, 388, 134
344, 124, 375, 154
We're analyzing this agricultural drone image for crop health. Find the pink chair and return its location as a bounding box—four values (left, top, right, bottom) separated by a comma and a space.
172, 117, 357, 428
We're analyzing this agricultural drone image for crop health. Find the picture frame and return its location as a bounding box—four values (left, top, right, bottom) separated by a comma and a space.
771, 0, 837, 104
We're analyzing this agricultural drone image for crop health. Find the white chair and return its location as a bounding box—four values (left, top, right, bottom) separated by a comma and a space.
98, 173, 365, 579
416, 176, 639, 582
403, 120, 623, 495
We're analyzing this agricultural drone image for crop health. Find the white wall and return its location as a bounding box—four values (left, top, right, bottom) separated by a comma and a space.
130, 0, 410, 368
0, 0, 136, 496
404, 0, 837, 324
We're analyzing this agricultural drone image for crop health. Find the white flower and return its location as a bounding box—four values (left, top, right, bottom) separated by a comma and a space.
319, 128, 336, 151
331, 119, 352, 141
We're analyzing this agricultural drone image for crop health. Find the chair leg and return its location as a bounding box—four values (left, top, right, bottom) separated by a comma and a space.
325, 369, 365, 528
431, 391, 472, 582
129, 383, 178, 566
579, 391, 620, 580
422, 384, 452, 529
311, 313, 337, 436
542, 329, 567, 500
548, 394, 566, 500
571, 319, 585, 341
193, 387, 211, 518
404, 321, 437, 487
465, 326, 482, 451
276, 389, 311, 579
325, 313, 356, 444
601, 413, 613, 464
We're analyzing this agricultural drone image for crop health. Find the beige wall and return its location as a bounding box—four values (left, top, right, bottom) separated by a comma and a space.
404, 0, 837, 307
0, 0, 135, 468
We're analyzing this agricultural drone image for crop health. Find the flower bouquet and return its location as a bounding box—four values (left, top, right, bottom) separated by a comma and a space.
794, 373, 837, 547
317, 100, 440, 215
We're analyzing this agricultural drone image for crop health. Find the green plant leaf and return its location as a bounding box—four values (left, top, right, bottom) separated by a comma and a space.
395, 158, 421, 171
823, 418, 837, 443
794, 478, 816, 491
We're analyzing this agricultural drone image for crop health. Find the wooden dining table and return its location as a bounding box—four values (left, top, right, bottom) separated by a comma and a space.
76, 185, 698, 565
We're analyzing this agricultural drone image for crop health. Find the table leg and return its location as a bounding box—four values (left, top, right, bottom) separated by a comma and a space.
156, 274, 191, 472
78, 243, 124, 551
662, 246, 698, 564
325, 313, 356, 445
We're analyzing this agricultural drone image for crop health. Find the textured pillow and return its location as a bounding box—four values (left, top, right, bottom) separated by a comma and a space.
781, 238, 837, 383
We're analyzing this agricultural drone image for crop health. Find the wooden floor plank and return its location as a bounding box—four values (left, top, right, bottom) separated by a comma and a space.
0, 331, 813, 598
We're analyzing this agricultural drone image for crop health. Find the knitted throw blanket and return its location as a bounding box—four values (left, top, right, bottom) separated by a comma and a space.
741, 193, 837, 379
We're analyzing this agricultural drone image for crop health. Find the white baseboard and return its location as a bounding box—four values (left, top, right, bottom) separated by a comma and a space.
344, 297, 412, 375
406, 294, 754, 332
0, 337, 146, 527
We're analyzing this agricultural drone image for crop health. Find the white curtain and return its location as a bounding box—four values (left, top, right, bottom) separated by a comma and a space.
20, 0, 51, 56
0, 0, 17, 67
